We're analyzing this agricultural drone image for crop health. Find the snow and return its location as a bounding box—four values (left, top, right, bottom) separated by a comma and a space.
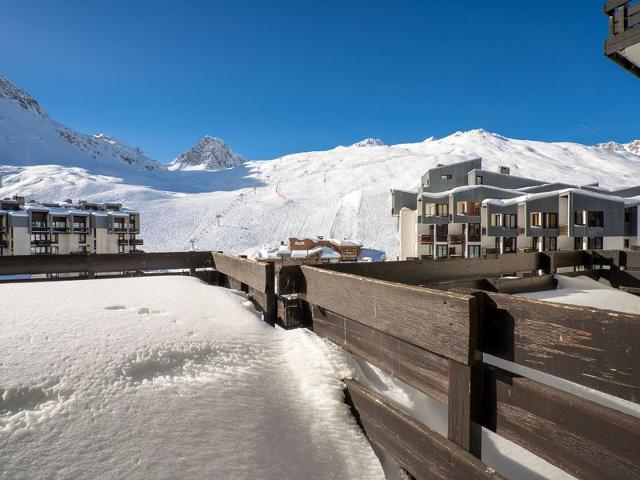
0, 276, 387, 480
518, 275, 640, 314
168, 135, 244, 171
2, 76, 640, 259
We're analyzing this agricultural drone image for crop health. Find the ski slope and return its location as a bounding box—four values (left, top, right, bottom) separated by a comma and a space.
0, 276, 388, 480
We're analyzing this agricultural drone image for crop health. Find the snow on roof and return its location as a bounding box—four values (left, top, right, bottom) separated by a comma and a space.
0, 276, 386, 479
327, 238, 362, 247
421, 184, 523, 199
482, 187, 630, 207
291, 246, 342, 259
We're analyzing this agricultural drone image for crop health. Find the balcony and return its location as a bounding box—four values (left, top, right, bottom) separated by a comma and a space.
31, 222, 49, 232
129, 226, 140, 234
110, 225, 128, 234
605, 1, 640, 77
31, 239, 52, 246
131, 238, 144, 246
118, 239, 130, 246
448, 234, 463, 245
419, 235, 433, 245
0, 240, 8, 248
52, 223, 70, 233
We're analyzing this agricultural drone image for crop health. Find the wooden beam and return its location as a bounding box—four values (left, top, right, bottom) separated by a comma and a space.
345, 380, 506, 480
481, 291, 640, 403
302, 266, 477, 364
212, 253, 274, 293
312, 306, 449, 404
484, 369, 640, 480
447, 361, 482, 456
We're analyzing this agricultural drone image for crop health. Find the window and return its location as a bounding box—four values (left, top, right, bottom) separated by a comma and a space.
467, 245, 481, 258
51, 246, 59, 254
78, 245, 87, 253
457, 201, 467, 214
51, 234, 58, 244
436, 244, 448, 258
588, 211, 604, 228
574, 210, 585, 226
436, 224, 448, 242
78, 234, 86, 244
625, 210, 631, 223
503, 214, 517, 229
425, 203, 436, 216
441, 174, 452, 180
421, 245, 433, 256
587, 237, 603, 249
436, 203, 449, 217
574, 237, 583, 250
531, 212, 542, 227
624, 239, 630, 249
118, 244, 126, 254
476, 175, 483, 185
546, 213, 558, 228
532, 236, 539, 252
503, 237, 517, 253
468, 223, 481, 242
544, 237, 557, 251
491, 214, 502, 227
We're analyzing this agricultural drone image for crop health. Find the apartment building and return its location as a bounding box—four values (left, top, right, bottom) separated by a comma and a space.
0, 195, 143, 256
392, 159, 640, 260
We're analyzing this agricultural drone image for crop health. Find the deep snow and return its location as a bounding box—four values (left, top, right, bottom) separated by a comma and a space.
0, 276, 388, 480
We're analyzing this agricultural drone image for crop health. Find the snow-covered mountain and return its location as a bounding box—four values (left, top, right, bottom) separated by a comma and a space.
596, 140, 640, 156
169, 135, 244, 171
0, 74, 163, 173
0, 74, 639, 258
351, 138, 386, 147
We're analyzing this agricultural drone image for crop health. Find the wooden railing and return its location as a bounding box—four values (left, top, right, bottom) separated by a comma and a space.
2, 249, 640, 479
605, 0, 640, 76
276, 251, 640, 480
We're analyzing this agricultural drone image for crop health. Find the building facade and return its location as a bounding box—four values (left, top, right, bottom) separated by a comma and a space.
0, 196, 143, 256
392, 159, 640, 260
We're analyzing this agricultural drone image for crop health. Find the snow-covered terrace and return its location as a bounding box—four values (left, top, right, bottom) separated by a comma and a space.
0, 276, 389, 479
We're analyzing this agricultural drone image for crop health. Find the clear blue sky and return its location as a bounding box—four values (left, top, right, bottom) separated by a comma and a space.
1, 0, 637, 161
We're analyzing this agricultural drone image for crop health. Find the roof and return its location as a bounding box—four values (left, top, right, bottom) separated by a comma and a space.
482, 187, 633, 207
290, 246, 341, 260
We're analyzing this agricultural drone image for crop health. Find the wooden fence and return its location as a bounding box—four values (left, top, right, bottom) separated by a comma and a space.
1, 249, 639, 479
276, 252, 640, 480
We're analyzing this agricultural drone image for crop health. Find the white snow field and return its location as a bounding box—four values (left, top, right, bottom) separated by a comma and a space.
2, 74, 640, 259
0, 276, 388, 480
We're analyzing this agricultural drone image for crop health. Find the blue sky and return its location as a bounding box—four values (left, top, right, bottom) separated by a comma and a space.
1, 1, 638, 161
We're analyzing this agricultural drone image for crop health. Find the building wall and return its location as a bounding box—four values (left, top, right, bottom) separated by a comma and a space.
421, 158, 481, 193
467, 169, 544, 190
391, 190, 418, 216
399, 208, 417, 260
569, 192, 625, 237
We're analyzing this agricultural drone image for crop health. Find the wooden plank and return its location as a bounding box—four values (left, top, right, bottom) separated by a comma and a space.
481, 291, 640, 403
345, 380, 506, 480
547, 249, 588, 270
247, 286, 276, 325
310, 253, 544, 285
302, 266, 476, 364
484, 369, 640, 480
447, 361, 481, 455
212, 253, 273, 292
312, 306, 449, 404
0, 251, 213, 275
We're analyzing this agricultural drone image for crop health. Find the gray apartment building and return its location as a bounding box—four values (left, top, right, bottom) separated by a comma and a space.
391, 159, 640, 260
0, 195, 142, 256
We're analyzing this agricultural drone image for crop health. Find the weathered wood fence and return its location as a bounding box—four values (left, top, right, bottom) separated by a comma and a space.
275, 250, 640, 480
1, 249, 639, 479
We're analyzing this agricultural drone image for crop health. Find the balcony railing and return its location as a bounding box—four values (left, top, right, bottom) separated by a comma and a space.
131, 238, 144, 245
559, 225, 569, 236
605, 0, 640, 77
31, 222, 49, 232
118, 239, 130, 246
448, 234, 463, 245
0, 240, 8, 248
52, 223, 69, 233
31, 239, 52, 245
110, 225, 128, 233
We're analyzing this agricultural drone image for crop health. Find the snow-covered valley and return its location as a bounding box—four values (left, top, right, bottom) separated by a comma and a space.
1, 73, 640, 258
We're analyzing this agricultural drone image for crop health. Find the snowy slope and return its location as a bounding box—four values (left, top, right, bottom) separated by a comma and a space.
169, 135, 244, 171
0, 74, 163, 173
1, 74, 639, 258
0, 276, 388, 479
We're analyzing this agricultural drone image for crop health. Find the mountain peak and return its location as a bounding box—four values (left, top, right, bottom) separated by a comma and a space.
597, 140, 640, 156
351, 137, 385, 147
169, 135, 244, 171
0, 74, 48, 118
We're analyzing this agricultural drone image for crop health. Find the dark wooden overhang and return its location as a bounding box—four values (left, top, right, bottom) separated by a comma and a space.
605, 0, 640, 77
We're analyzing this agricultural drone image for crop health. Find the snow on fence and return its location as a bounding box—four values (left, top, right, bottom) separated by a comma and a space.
1, 249, 640, 479
277, 251, 640, 480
